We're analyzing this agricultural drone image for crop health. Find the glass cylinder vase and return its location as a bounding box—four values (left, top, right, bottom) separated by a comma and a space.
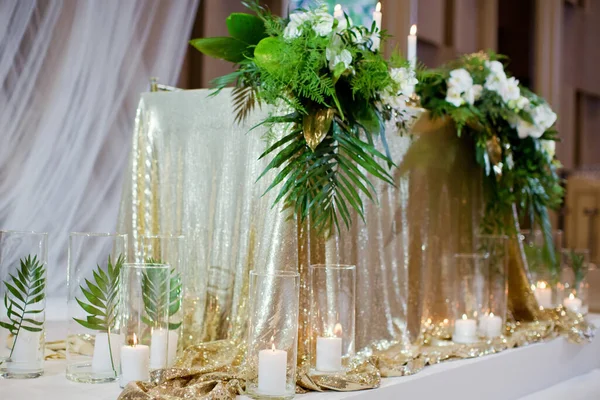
561, 249, 591, 314
0, 230, 48, 379
476, 235, 508, 339
66, 232, 127, 383
139, 234, 184, 366
246, 270, 299, 400
119, 263, 170, 388
309, 264, 355, 374
451, 254, 489, 344
520, 229, 563, 308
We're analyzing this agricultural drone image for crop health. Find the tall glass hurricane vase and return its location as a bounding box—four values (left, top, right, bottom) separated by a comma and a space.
139, 234, 185, 366
561, 249, 591, 314
477, 235, 508, 339
0, 230, 48, 379
246, 270, 300, 400
119, 263, 171, 388
309, 264, 356, 374
66, 232, 127, 383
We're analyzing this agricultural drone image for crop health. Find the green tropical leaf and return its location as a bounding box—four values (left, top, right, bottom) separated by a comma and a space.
0, 255, 47, 358
141, 259, 182, 331
190, 37, 250, 63
226, 13, 267, 45
72, 254, 124, 373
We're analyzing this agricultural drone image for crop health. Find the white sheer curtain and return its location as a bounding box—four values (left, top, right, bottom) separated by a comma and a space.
0, 0, 199, 295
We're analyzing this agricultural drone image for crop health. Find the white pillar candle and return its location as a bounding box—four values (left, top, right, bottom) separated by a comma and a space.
258, 344, 287, 395
408, 24, 417, 71
120, 334, 150, 387
481, 313, 503, 338
92, 332, 122, 372
372, 2, 382, 51
149, 328, 170, 369
9, 330, 41, 369
453, 314, 477, 344
534, 281, 553, 308
316, 337, 342, 372
563, 293, 583, 313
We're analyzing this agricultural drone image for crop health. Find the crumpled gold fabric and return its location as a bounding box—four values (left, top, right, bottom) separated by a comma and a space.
116, 90, 593, 400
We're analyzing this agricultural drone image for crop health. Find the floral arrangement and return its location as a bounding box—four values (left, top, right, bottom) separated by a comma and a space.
191, 1, 416, 234
417, 53, 563, 260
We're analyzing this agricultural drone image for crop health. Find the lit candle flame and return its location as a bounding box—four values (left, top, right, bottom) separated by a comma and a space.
569, 293, 575, 300
132, 333, 138, 346
462, 314, 467, 320
410, 24, 417, 35
271, 335, 276, 351
538, 281, 547, 289
333, 322, 343, 337
335, 4, 342, 12
376, 2, 381, 12
531, 284, 536, 291
489, 312, 495, 317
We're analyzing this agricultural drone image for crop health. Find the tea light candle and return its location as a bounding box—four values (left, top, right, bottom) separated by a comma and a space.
316, 323, 343, 372
372, 2, 382, 50
10, 330, 41, 369
92, 332, 121, 372
258, 342, 287, 395
453, 314, 477, 344
120, 334, 150, 387
534, 281, 553, 308
563, 293, 583, 313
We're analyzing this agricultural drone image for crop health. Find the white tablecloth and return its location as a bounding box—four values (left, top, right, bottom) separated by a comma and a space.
4, 308, 600, 400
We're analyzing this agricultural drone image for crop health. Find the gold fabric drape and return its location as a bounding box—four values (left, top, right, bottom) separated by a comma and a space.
116, 89, 593, 400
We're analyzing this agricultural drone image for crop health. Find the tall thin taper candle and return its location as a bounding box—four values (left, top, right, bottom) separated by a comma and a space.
408, 24, 417, 70
372, 2, 382, 51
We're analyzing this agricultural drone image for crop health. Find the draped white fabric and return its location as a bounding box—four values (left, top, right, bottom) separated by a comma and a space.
0, 0, 199, 295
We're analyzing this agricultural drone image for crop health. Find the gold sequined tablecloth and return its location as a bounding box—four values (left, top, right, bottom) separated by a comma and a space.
116, 89, 594, 400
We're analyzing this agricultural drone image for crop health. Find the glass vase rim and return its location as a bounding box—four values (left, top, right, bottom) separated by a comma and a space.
519, 229, 563, 235
69, 231, 127, 237
140, 233, 185, 239
123, 262, 170, 269
0, 229, 48, 236
309, 263, 356, 270
249, 269, 299, 278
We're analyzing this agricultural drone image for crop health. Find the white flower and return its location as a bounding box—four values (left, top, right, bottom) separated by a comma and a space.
390, 67, 418, 96
326, 48, 352, 71
463, 84, 483, 105
284, 12, 309, 39
531, 103, 557, 131
448, 69, 473, 93
542, 140, 556, 157
499, 76, 520, 103
445, 86, 465, 107
512, 118, 542, 139
510, 102, 557, 139
485, 60, 507, 78
381, 91, 409, 110
510, 96, 530, 111
312, 8, 334, 36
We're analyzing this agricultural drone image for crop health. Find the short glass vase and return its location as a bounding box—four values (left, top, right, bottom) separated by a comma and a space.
561, 249, 591, 314
66, 232, 127, 383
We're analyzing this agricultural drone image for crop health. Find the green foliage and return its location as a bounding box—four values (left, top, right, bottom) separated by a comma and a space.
0, 255, 46, 358
191, 1, 403, 234
142, 258, 182, 331
416, 52, 564, 257
569, 250, 587, 287
189, 37, 251, 63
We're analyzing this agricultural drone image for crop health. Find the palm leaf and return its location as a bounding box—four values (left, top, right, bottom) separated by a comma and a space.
0, 255, 46, 358
143, 258, 182, 331
72, 254, 124, 373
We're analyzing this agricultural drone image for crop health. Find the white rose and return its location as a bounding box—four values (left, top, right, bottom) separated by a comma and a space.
446, 86, 465, 107
532, 103, 557, 131
390, 67, 418, 96
542, 140, 556, 157
463, 84, 483, 105
448, 68, 473, 93
513, 118, 543, 139
500, 76, 520, 103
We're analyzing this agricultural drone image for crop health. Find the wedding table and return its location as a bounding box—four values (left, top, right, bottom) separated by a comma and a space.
4, 299, 600, 400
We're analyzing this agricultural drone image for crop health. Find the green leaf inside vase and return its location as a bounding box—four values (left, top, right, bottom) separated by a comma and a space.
73, 254, 124, 373
142, 258, 182, 331
0, 255, 46, 360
